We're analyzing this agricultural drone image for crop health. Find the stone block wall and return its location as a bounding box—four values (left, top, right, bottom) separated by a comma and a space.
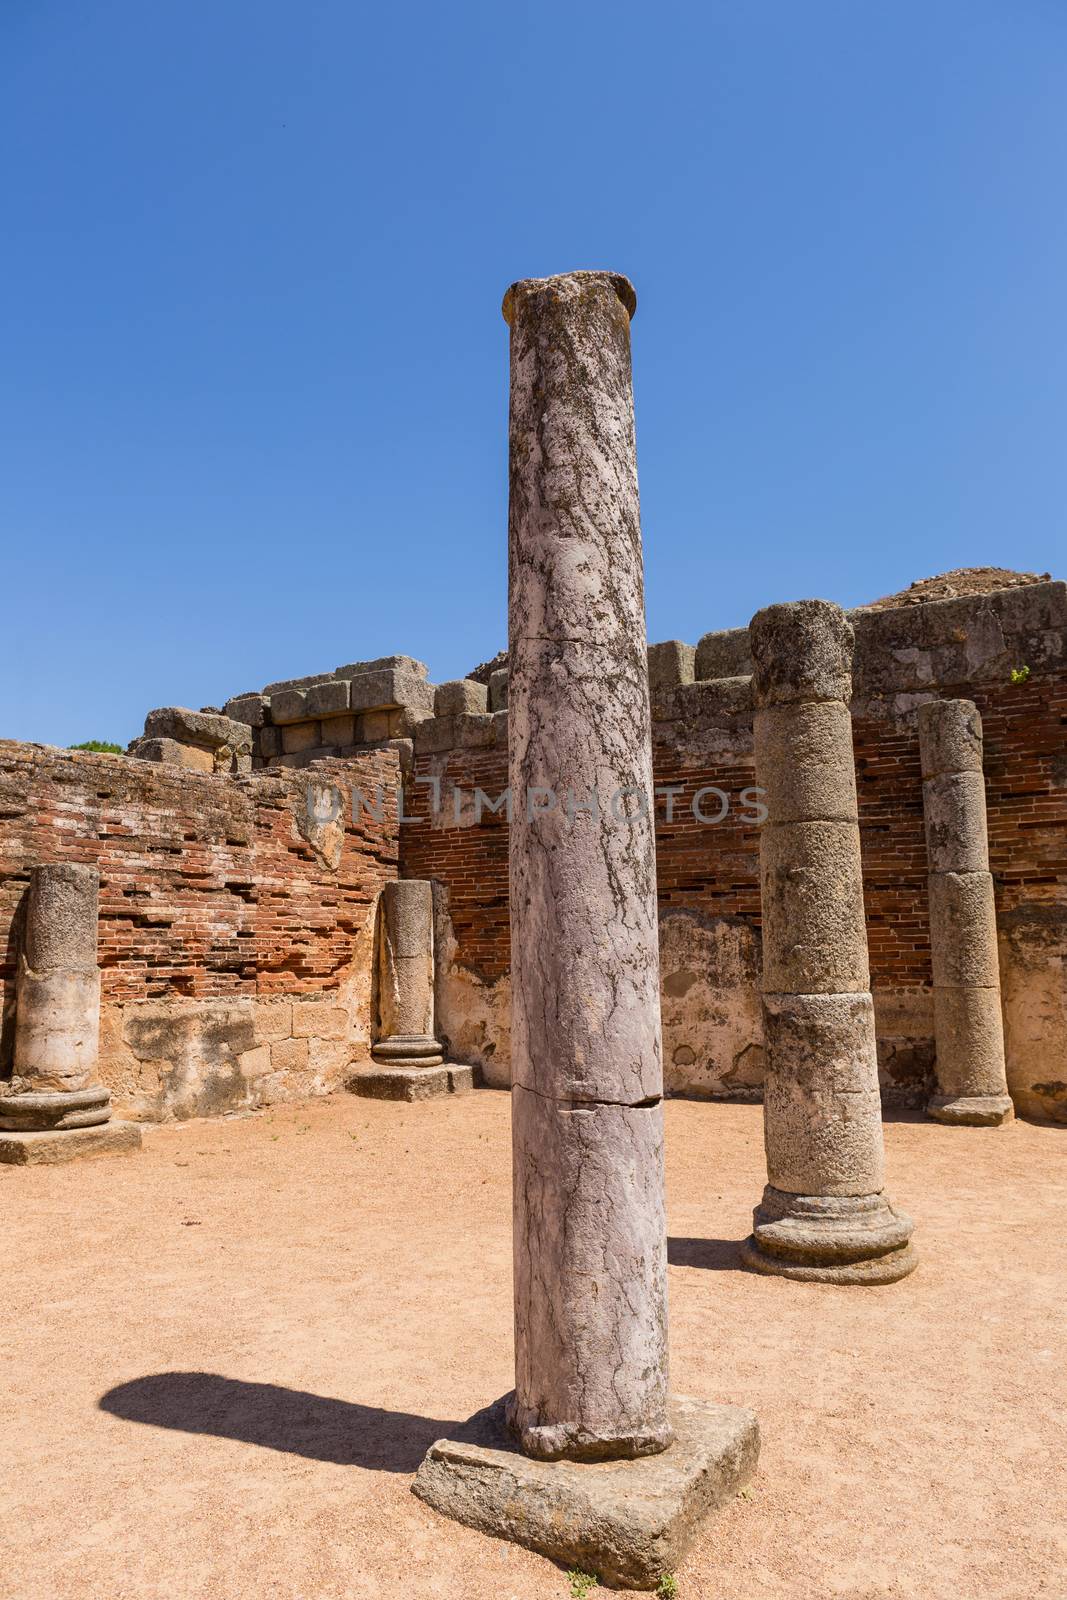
0, 741, 399, 1120
400, 581, 1067, 1119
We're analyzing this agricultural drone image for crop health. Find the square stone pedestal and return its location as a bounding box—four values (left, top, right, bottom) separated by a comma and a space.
411, 1393, 759, 1589
346, 1063, 477, 1102
0, 1121, 143, 1166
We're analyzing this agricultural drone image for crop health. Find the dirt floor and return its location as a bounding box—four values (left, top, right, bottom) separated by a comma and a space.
4, 1091, 1065, 1600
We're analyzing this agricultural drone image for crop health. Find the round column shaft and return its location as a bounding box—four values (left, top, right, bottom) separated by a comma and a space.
742, 601, 916, 1284
503, 271, 671, 1461
918, 699, 1012, 1126
371, 879, 443, 1067
2, 863, 110, 1131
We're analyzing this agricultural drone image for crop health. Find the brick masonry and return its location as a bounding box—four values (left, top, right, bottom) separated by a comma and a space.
0, 742, 399, 1119
2, 580, 1064, 1123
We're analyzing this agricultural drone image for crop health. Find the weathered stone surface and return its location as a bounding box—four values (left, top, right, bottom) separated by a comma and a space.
412, 716, 456, 755
0, 1119, 142, 1166
754, 700, 858, 824
223, 693, 268, 728
435, 679, 488, 717
372, 880, 442, 1065
509, 1086, 670, 1461
747, 598, 914, 1281
456, 712, 497, 749
305, 679, 351, 719
999, 904, 1067, 1123
742, 1187, 916, 1284
761, 991, 884, 1196
693, 627, 753, 682
922, 771, 989, 874
917, 697, 983, 779
929, 984, 1009, 1099
346, 1061, 475, 1101
142, 707, 252, 754
349, 669, 435, 715
128, 736, 215, 772
918, 698, 1011, 1125
488, 667, 509, 711
503, 270, 675, 1462
282, 721, 321, 754
0, 1083, 110, 1131
262, 672, 334, 696
928, 873, 1001, 987
509, 639, 661, 1103
412, 1393, 759, 1590
505, 272, 643, 657
334, 656, 428, 681
659, 911, 764, 1099
749, 600, 854, 708
269, 688, 310, 725
759, 821, 869, 994
647, 641, 695, 696
11, 864, 101, 1104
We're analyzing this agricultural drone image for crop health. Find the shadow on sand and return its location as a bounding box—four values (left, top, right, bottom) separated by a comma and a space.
99, 1371, 457, 1472
667, 1236, 748, 1272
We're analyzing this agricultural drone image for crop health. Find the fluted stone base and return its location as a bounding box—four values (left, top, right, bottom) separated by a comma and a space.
0, 1119, 142, 1166
0, 1085, 111, 1132
927, 1093, 1014, 1127
741, 1186, 917, 1284
370, 1034, 444, 1068
412, 1392, 759, 1590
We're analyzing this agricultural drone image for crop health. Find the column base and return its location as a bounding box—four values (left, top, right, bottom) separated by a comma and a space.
0, 1085, 111, 1131
505, 1390, 674, 1462
346, 1062, 477, 1101
0, 1120, 142, 1166
741, 1186, 917, 1284
926, 1093, 1014, 1127
412, 1392, 759, 1590
369, 1035, 444, 1068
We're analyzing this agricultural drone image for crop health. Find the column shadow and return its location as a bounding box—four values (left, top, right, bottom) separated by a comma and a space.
99, 1371, 458, 1472
667, 1236, 747, 1272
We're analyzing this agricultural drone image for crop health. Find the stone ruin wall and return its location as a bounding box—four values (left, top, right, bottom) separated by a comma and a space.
0, 741, 400, 1120
1, 578, 1064, 1123
401, 580, 1067, 1122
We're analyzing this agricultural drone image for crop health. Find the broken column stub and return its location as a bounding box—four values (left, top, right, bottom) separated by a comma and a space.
919, 699, 1012, 1126
371, 880, 443, 1068
742, 600, 916, 1284
412, 272, 757, 1586
0, 864, 141, 1164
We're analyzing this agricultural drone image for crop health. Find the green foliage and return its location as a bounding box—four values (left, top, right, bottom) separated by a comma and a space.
69, 739, 124, 754
1010, 665, 1031, 684
657, 1576, 679, 1599
567, 1572, 598, 1599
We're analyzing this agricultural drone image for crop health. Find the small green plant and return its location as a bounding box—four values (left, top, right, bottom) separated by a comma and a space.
737, 1484, 754, 1500
69, 739, 124, 754
567, 1571, 598, 1599
657, 1575, 679, 1598
1010, 665, 1031, 684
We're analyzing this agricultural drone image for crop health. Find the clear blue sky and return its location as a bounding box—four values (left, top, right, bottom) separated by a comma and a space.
3, 1, 1065, 748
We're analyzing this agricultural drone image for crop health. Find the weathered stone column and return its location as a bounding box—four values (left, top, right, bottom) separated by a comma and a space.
741, 601, 916, 1283
919, 699, 1013, 1126
371, 879, 443, 1068
0, 864, 140, 1164
412, 273, 757, 1589
502, 270, 671, 1462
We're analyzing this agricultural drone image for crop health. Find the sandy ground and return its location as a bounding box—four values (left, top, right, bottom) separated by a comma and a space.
3, 1091, 1065, 1600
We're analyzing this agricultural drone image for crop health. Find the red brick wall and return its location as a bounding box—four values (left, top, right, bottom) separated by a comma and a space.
0, 742, 400, 1077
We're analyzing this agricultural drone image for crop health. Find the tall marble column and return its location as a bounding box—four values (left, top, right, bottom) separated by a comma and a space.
371, 879, 443, 1068
504, 271, 671, 1460
741, 601, 917, 1284
410, 274, 758, 1587
919, 698, 1013, 1126
0, 863, 140, 1163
